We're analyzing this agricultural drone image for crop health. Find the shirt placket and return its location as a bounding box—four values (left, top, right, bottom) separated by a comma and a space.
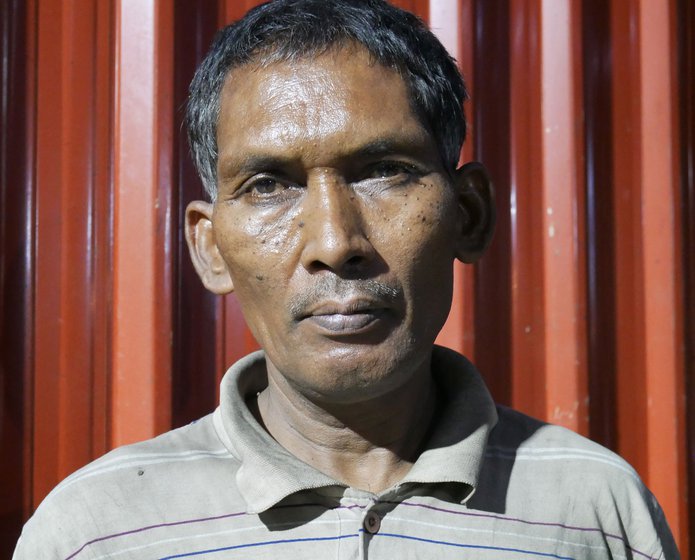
360, 501, 383, 560
338, 491, 382, 560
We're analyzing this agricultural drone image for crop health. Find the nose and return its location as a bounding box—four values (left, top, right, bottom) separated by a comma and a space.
299, 170, 375, 275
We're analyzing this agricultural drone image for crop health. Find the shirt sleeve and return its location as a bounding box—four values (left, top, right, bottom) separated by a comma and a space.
600, 471, 680, 560
12, 489, 97, 560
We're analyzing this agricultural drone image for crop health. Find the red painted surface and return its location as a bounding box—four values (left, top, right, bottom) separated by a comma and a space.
506, 0, 589, 432
1, 0, 692, 555
0, 1, 34, 556
471, 0, 513, 407
112, 0, 174, 448
679, 0, 695, 548
610, 0, 687, 544
32, 0, 113, 507
583, 0, 619, 455
172, 0, 222, 429
431, 0, 476, 358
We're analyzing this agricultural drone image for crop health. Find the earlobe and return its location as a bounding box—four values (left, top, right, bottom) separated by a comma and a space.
453, 162, 496, 263
185, 200, 235, 294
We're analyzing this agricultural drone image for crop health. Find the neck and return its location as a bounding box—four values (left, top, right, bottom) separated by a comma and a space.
255, 360, 438, 494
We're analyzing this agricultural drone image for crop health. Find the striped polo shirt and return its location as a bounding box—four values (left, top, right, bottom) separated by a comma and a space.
14, 347, 678, 559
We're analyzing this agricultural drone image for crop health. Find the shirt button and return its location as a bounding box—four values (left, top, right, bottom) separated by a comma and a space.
363, 511, 381, 534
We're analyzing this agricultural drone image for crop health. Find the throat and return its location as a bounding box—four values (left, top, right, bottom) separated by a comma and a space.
253, 369, 439, 494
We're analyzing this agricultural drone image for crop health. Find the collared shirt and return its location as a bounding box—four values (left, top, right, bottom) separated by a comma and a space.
14, 347, 678, 559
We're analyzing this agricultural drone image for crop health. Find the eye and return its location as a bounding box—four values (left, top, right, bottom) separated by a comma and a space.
239, 176, 301, 203
367, 161, 417, 179
249, 178, 281, 195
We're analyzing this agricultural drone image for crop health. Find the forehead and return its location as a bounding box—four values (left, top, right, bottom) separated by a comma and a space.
216, 47, 436, 171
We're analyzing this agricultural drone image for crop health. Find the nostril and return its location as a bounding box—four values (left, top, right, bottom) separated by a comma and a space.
345, 255, 366, 268
307, 260, 333, 273
305, 252, 369, 276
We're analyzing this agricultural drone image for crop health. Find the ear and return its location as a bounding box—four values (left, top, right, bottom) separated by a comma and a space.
185, 200, 234, 294
453, 162, 495, 263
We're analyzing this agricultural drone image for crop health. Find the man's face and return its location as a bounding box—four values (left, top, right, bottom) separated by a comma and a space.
207, 47, 466, 404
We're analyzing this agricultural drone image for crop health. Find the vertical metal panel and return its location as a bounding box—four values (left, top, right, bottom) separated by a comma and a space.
539, 0, 588, 432
111, 0, 173, 447
172, 1, 221, 428
456, 0, 478, 361
610, 0, 687, 545
583, 0, 618, 452
430, 0, 477, 358
91, 0, 115, 458
508, 0, 546, 421
21, 0, 37, 524
507, 0, 588, 431
472, 0, 513, 406
0, 0, 35, 554
678, 0, 695, 552
32, 0, 113, 505
33, 0, 71, 504
174, 1, 262, 425
637, 1, 687, 545
610, 0, 647, 477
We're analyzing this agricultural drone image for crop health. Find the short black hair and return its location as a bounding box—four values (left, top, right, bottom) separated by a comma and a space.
187, 0, 468, 200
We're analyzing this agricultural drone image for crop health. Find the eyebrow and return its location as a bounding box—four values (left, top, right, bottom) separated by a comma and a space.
351, 138, 428, 159
236, 155, 296, 175
220, 134, 437, 179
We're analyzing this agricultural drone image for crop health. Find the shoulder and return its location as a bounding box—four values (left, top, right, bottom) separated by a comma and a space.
52, 412, 238, 504
489, 404, 639, 481
484, 405, 648, 515
471, 405, 679, 559
14, 414, 243, 560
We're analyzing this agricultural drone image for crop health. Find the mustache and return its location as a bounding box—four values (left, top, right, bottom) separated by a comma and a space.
289, 277, 402, 319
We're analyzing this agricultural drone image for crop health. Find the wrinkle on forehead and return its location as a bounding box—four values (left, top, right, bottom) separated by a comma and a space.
253, 69, 351, 146
216, 47, 433, 170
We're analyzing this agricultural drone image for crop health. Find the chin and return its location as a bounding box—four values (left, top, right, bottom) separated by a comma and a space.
287, 343, 428, 405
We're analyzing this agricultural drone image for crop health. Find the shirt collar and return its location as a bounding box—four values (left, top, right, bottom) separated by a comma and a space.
213, 346, 498, 513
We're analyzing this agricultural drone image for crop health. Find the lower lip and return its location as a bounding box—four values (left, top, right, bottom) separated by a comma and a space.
305, 311, 384, 333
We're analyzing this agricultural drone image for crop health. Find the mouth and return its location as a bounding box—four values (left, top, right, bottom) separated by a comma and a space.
300, 300, 389, 334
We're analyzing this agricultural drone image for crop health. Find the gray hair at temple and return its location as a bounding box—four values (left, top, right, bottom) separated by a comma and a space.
186, 0, 468, 201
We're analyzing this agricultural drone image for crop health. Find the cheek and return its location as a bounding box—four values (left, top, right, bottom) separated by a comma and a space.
376, 186, 457, 310
213, 206, 302, 284
373, 184, 458, 260
212, 212, 301, 346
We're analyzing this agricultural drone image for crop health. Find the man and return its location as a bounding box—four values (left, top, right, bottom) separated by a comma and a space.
15, 0, 678, 558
